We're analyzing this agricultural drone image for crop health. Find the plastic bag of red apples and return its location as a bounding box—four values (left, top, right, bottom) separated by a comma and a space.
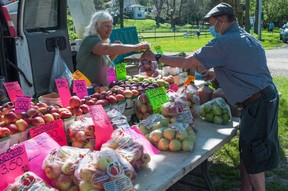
102, 129, 151, 172
4, 171, 58, 191
74, 148, 135, 191
66, 117, 95, 149
42, 146, 90, 191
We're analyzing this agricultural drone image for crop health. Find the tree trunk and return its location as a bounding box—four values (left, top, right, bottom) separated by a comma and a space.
245, 0, 251, 33
119, 0, 124, 28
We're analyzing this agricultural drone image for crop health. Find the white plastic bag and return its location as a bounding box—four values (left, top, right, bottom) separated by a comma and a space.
49, 46, 73, 92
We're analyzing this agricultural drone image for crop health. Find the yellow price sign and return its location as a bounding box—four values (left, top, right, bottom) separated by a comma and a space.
145, 87, 170, 114
72, 70, 92, 86
115, 63, 126, 80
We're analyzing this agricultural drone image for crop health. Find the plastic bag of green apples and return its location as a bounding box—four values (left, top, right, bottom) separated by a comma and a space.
199, 97, 232, 125
136, 114, 196, 152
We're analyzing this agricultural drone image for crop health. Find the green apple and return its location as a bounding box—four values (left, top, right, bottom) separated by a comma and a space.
158, 138, 169, 151
182, 139, 194, 152
169, 139, 182, 152
163, 128, 176, 140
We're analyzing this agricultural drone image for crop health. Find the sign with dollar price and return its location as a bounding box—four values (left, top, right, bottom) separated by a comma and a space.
72, 70, 92, 86
29, 119, 68, 146
73, 80, 88, 99
14, 96, 31, 113
145, 87, 170, 114
4, 81, 24, 103
115, 63, 126, 80
55, 78, 71, 107
89, 105, 114, 150
0, 145, 29, 190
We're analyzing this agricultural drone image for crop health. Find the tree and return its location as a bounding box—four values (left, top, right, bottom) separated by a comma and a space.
244, 0, 251, 33
119, 0, 124, 28
153, 0, 165, 27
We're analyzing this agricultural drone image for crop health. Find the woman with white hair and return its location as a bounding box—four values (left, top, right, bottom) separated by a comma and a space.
76, 10, 149, 86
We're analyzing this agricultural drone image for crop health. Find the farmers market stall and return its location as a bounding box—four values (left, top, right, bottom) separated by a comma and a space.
133, 117, 240, 191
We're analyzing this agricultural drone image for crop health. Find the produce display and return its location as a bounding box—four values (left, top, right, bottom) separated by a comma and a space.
102, 129, 151, 171
136, 114, 196, 152
0, 69, 238, 191
199, 97, 232, 125
42, 146, 90, 191
74, 148, 135, 191
4, 171, 58, 191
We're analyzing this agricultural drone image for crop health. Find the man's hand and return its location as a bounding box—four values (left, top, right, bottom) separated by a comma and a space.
140, 49, 156, 61
135, 42, 150, 52
201, 69, 215, 81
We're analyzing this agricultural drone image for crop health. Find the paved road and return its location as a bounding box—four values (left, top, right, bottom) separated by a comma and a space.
266, 44, 288, 77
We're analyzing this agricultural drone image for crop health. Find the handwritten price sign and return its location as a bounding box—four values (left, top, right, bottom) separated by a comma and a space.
115, 63, 126, 80
29, 119, 68, 146
55, 78, 71, 107
72, 70, 92, 86
14, 96, 31, 113
73, 80, 88, 99
4, 81, 24, 103
89, 105, 113, 150
145, 87, 170, 114
0, 145, 29, 190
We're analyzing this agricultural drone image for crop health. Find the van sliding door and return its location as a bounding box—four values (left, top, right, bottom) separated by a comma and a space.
16, 0, 73, 97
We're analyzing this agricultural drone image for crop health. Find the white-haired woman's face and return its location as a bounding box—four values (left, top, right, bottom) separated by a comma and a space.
97, 20, 113, 41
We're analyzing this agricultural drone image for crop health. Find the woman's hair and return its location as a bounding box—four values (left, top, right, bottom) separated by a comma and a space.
83, 10, 113, 39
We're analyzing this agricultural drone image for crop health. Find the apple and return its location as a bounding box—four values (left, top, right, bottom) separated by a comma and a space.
76, 130, 86, 142
55, 174, 73, 190
37, 107, 47, 114
72, 107, 83, 116
3, 112, 17, 124
6, 123, 18, 134
69, 96, 81, 109
84, 139, 95, 150
0, 121, 5, 127
106, 95, 117, 104
61, 162, 74, 175
123, 89, 133, 99
80, 104, 89, 114
91, 92, 101, 99
99, 86, 109, 93
94, 86, 101, 94
30, 116, 45, 127
59, 110, 73, 119
115, 94, 125, 102
86, 99, 95, 106
51, 112, 61, 120
44, 163, 62, 179
15, 119, 29, 132
131, 89, 139, 97
26, 108, 38, 118
42, 113, 55, 123
90, 170, 109, 189
84, 125, 95, 136
79, 167, 95, 183
16, 111, 26, 120
141, 153, 151, 165
79, 181, 96, 191
95, 100, 109, 107
47, 105, 58, 114
36, 102, 48, 108
0, 127, 11, 138
95, 158, 109, 171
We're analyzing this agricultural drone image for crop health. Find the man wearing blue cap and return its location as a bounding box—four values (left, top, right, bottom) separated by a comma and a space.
141, 3, 279, 191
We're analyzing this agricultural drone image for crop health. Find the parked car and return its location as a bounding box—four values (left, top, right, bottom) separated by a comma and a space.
279, 22, 288, 42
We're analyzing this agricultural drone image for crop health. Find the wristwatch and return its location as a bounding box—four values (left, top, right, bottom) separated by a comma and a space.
155, 54, 161, 62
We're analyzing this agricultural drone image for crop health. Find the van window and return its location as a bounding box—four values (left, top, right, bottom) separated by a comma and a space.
24, 0, 58, 31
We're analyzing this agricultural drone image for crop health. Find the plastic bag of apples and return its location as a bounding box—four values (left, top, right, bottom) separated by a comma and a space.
74, 148, 136, 191
4, 171, 58, 191
102, 129, 151, 171
42, 146, 90, 191
66, 117, 95, 149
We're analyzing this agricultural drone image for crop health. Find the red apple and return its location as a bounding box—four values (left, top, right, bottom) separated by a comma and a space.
0, 127, 11, 138
16, 111, 26, 120
80, 104, 89, 114
3, 112, 17, 125
69, 96, 81, 109
72, 107, 83, 116
30, 116, 45, 127
131, 89, 139, 97
44, 163, 62, 179
91, 93, 101, 99
15, 119, 29, 132
84, 125, 95, 136
6, 123, 18, 134
36, 102, 48, 108
115, 94, 125, 102
86, 99, 95, 106
47, 105, 58, 114
43, 113, 55, 123
51, 112, 61, 120
123, 89, 133, 99
26, 108, 38, 118
106, 95, 117, 104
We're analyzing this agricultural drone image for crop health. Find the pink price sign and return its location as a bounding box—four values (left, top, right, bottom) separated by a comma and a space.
55, 78, 71, 107
73, 80, 88, 98
0, 144, 29, 191
29, 119, 68, 146
14, 96, 31, 113
4, 81, 24, 103
89, 105, 114, 150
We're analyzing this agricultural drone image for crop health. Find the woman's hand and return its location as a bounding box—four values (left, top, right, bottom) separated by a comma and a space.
135, 42, 150, 52
140, 49, 156, 61
201, 69, 215, 81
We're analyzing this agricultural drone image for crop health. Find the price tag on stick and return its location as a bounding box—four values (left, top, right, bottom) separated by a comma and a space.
29, 119, 68, 146
145, 87, 170, 114
4, 81, 24, 103
14, 96, 31, 113
73, 80, 88, 99
89, 105, 114, 150
0, 145, 29, 190
55, 78, 71, 107
115, 63, 127, 80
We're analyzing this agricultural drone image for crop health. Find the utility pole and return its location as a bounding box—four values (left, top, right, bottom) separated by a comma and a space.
257, 0, 262, 40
